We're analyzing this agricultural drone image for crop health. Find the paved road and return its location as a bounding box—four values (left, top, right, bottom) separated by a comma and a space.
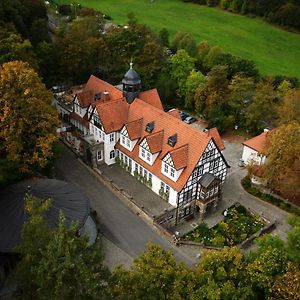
55, 145, 197, 268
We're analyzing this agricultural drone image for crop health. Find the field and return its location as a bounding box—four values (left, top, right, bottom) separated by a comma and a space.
55, 0, 300, 78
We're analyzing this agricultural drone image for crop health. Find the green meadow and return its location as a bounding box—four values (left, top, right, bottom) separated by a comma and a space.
56, 0, 300, 78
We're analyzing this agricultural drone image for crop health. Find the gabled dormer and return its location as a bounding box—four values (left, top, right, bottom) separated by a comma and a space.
162, 145, 188, 182
139, 131, 163, 166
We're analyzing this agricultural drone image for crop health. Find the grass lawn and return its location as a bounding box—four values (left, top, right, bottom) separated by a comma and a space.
182, 204, 265, 247
55, 0, 300, 78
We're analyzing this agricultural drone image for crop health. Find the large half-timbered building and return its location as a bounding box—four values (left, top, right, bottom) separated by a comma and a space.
56, 65, 229, 222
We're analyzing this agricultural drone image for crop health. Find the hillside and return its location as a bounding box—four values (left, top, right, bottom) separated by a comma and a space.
56, 0, 300, 78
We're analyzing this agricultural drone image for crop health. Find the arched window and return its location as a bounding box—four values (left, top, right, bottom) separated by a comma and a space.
110, 150, 115, 159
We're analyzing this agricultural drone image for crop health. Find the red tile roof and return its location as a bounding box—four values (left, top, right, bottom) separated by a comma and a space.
146, 131, 164, 154
76, 90, 94, 108
96, 98, 129, 133
170, 145, 189, 170
167, 109, 181, 120
116, 99, 217, 192
242, 131, 270, 154
138, 89, 163, 110
126, 119, 143, 140
207, 128, 225, 151
84, 75, 123, 100
76, 75, 123, 108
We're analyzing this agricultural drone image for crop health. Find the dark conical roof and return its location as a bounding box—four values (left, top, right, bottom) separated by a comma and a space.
122, 63, 141, 85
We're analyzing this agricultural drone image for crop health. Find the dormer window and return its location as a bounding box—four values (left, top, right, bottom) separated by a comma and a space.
147, 152, 151, 162
168, 134, 177, 147
164, 164, 169, 173
141, 148, 145, 158
94, 92, 101, 100
170, 168, 175, 178
146, 121, 155, 133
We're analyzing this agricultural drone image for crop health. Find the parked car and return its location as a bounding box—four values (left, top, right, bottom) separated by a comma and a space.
184, 116, 197, 124
179, 111, 189, 121
238, 159, 245, 167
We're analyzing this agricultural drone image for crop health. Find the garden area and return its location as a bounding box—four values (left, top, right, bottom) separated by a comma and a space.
182, 204, 265, 247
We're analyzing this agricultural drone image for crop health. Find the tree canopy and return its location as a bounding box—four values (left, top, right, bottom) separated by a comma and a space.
0, 61, 59, 173
14, 194, 110, 300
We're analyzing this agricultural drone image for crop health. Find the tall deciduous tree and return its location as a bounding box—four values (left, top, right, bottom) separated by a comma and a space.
14, 195, 110, 299
245, 80, 276, 133
0, 61, 59, 173
277, 89, 300, 125
193, 247, 253, 299
56, 15, 104, 83
205, 65, 229, 108
0, 25, 38, 69
110, 243, 183, 299
264, 122, 300, 202
228, 74, 254, 125
170, 49, 195, 98
184, 69, 206, 110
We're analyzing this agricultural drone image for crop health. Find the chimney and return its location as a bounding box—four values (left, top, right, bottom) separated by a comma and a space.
102, 91, 110, 102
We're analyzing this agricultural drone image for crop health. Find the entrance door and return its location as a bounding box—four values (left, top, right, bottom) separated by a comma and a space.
86, 148, 92, 165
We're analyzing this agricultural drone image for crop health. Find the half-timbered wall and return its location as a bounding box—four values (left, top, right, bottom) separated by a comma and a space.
177, 139, 228, 209
139, 138, 158, 165
120, 127, 138, 151
73, 96, 86, 118
162, 153, 183, 182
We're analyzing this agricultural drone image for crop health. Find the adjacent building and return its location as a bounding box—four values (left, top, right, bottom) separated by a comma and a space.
242, 129, 270, 166
54, 65, 229, 222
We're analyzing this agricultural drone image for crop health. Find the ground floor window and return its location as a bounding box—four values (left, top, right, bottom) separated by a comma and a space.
110, 150, 115, 159
97, 150, 102, 161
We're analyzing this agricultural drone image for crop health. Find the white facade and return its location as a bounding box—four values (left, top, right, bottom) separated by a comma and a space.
117, 150, 178, 206
242, 145, 266, 166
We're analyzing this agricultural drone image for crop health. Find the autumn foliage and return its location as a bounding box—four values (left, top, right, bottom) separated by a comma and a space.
0, 61, 59, 173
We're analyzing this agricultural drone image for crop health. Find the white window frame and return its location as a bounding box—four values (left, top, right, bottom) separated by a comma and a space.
110, 150, 115, 159
110, 133, 114, 142
97, 150, 102, 161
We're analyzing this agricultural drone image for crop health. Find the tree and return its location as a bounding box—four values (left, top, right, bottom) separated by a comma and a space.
159, 27, 169, 47
246, 235, 288, 299
184, 69, 206, 110
277, 89, 300, 125
110, 243, 184, 299
276, 79, 291, 99
245, 80, 277, 133
286, 216, 300, 265
193, 247, 254, 299
172, 31, 188, 51
197, 40, 211, 64
214, 53, 259, 79
56, 15, 104, 83
0, 24, 38, 69
264, 122, 300, 202
14, 195, 110, 299
228, 74, 255, 125
194, 84, 207, 114
177, 33, 197, 57
204, 65, 229, 108
270, 263, 300, 300
0, 61, 59, 173
170, 49, 195, 98
203, 45, 224, 70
